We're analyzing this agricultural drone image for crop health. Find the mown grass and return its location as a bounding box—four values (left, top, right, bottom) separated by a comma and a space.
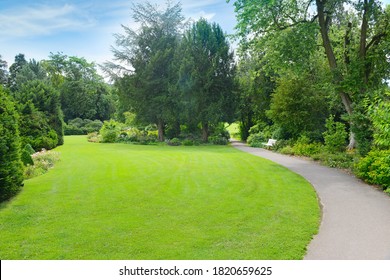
0, 136, 320, 260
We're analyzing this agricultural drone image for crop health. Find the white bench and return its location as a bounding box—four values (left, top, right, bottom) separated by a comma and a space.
263, 139, 277, 148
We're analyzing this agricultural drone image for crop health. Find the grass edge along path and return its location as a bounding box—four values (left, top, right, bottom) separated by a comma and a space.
0, 136, 320, 260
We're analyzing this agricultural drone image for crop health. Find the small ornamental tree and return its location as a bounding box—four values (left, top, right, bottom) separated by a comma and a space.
0, 87, 24, 202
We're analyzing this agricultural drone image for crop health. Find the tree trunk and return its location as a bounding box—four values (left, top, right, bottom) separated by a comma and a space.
316, 0, 338, 69
347, 131, 356, 150
359, 0, 370, 84
202, 122, 209, 142
339, 91, 356, 149
317, 0, 356, 149
157, 119, 164, 142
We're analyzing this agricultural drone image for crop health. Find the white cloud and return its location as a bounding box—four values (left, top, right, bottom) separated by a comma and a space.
0, 4, 96, 38
188, 10, 216, 22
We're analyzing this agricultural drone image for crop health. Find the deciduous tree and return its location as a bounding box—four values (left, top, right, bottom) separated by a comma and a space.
231, 0, 390, 151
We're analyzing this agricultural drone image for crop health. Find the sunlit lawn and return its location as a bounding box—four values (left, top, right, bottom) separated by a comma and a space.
0, 136, 319, 259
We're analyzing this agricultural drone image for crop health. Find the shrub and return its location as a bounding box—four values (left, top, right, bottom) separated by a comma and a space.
315, 152, 355, 169
209, 136, 229, 145
280, 146, 294, 155
24, 149, 61, 179
100, 120, 121, 143
273, 139, 293, 152
24, 144, 35, 155
369, 93, 390, 149
212, 124, 231, 140
21, 144, 34, 166
87, 132, 101, 143
16, 80, 64, 146
19, 106, 59, 150
146, 130, 158, 142
356, 150, 390, 190
182, 139, 194, 146
247, 133, 266, 148
32, 129, 58, 150
84, 120, 103, 133
167, 138, 181, 146
122, 127, 141, 142
323, 115, 348, 153
65, 119, 103, 135
292, 142, 323, 157
0, 88, 24, 202
64, 124, 84, 135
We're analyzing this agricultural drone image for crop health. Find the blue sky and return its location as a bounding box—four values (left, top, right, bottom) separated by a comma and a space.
1, 0, 390, 69
0, 0, 237, 68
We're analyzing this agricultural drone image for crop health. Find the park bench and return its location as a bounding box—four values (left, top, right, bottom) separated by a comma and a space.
263, 139, 277, 149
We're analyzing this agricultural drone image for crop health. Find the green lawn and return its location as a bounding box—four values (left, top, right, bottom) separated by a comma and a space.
0, 136, 320, 260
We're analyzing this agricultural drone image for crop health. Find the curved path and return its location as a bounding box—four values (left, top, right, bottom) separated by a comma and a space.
231, 141, 390, 260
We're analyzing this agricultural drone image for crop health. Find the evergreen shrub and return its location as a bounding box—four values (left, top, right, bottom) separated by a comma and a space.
0, 88, 24, 202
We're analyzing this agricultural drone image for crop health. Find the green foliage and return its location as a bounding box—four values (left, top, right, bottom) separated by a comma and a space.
21, 144, 34, 166
179, 18, 238, 141
348, 102, 373, 156
24, 143, 35, 155
24, 149, 61, 179
18, 105, 59, 150
267, 73, 328, 140
369, 92, 390, 149
87, 132, 101, 143
231, 0, 390, 152
106, 2, 185, 141
272, 139, 293, 152
292, 137, 323, 157
208, 136, 229, 145
43, 53, 115, 122
356, 150, 390, 190
8, 54, 27, 92
247, 133, 266, 148
64, 118, 103, 135
116, 126, 158, 145
0, 87, 24, 202
99, 120, 121, 143
279, 145, 295, 155
60, 80, 115, 122
123, 112, 137, 127
314, 152, 355, 169
166, 138, 181, 146
323, 115, 348, 153
14, 80, 64, 147
182, 139, 194, 146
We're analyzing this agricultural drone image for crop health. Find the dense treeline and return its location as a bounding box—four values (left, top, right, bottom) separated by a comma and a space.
0, 53, 116, 202
231, 0, 390, 192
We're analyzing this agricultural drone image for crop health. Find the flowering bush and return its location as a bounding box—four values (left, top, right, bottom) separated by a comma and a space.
24, 149, 61, 179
